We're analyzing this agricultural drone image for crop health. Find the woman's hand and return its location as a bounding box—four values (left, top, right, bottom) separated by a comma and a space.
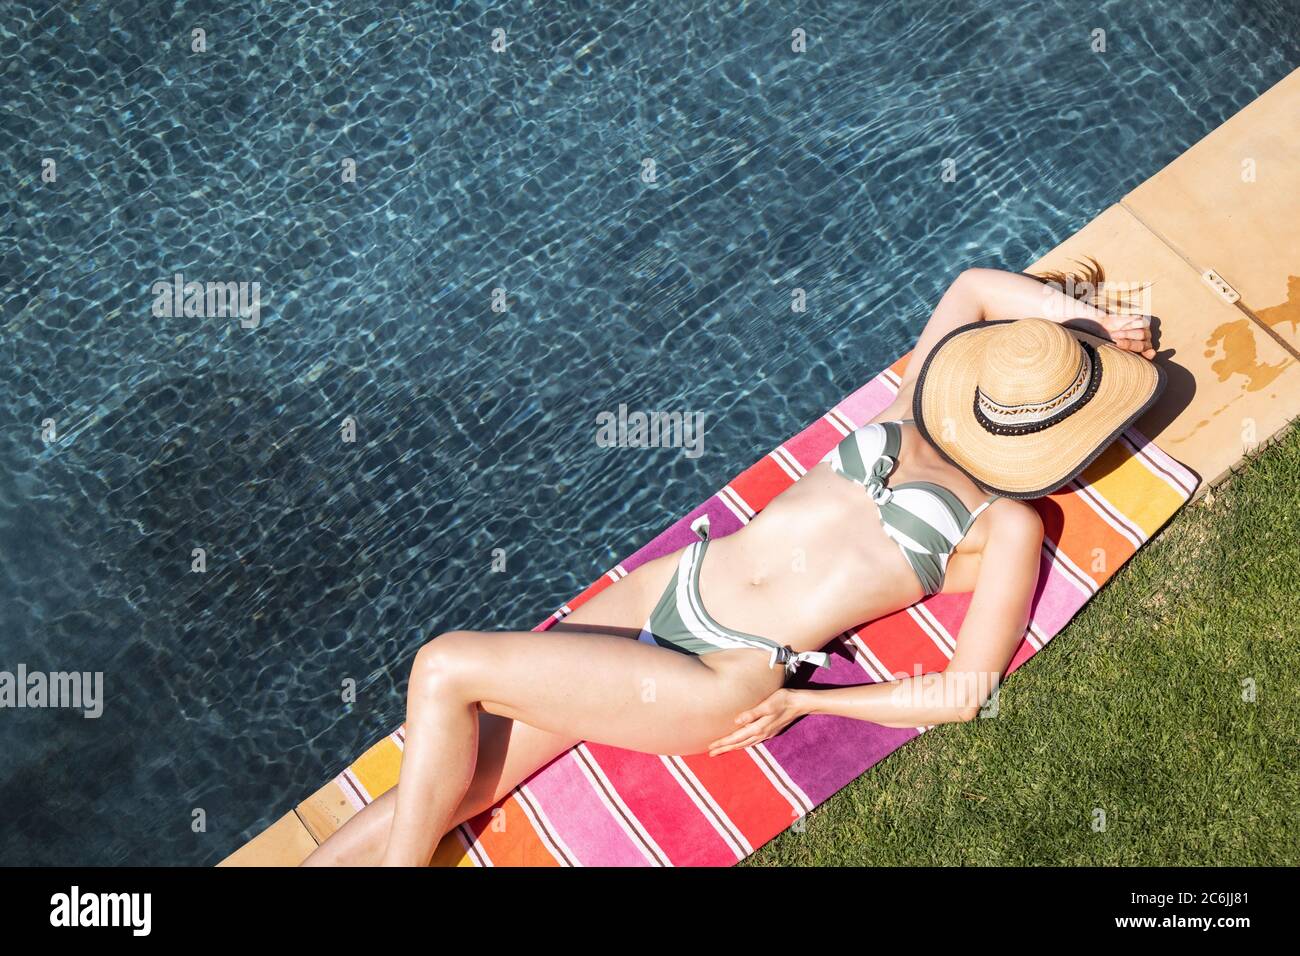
1096, 312, 1156, 359
707, 688, 806, 756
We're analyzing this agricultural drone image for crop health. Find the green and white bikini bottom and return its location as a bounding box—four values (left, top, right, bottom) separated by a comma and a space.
636, 514, 834, 680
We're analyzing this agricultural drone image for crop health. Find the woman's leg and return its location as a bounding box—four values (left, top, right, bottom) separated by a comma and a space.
300, 708, 578, 866
302, 558, 676, 867
380, 627, 779, 866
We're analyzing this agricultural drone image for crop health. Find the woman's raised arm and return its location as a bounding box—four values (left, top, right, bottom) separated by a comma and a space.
896, 267, 1156, 397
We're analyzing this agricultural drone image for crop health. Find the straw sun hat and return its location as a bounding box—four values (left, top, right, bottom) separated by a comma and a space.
911, 317, 1166, 499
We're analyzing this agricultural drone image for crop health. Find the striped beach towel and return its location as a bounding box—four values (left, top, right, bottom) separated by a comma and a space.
301, 352, 1197, 865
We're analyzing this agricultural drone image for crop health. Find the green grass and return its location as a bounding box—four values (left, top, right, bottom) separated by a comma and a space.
747, 422, 1300, 866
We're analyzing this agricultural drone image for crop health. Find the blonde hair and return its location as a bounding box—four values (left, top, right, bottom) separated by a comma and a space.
1027, 256, 1146, 313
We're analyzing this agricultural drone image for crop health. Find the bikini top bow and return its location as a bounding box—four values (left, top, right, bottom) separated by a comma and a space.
863, 454, 896, 505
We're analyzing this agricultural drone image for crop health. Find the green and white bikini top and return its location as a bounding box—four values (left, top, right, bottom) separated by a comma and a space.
821, 418, 1001, 597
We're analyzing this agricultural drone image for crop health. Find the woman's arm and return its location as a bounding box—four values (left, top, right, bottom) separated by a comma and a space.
958, 266, 1120, 324
896, 267, 1155, 396
961, 267, 1155, 346
791, 500, 1044, 728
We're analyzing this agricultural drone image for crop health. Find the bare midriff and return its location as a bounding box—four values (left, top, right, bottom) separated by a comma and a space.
625, 461, 929, 683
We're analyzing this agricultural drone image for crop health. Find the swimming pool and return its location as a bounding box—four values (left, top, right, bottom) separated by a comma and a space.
2, 0, 1297, 865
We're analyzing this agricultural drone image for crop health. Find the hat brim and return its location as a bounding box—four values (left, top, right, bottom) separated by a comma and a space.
911, 319, 1167, 499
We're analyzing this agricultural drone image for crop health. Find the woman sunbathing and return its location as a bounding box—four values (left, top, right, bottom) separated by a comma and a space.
302, 262, 1164, 866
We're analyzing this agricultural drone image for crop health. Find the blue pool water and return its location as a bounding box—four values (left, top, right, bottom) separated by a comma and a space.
1, 0, 1297, 865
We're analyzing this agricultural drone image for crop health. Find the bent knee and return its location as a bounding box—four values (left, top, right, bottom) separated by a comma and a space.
409, 630, 480, 698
